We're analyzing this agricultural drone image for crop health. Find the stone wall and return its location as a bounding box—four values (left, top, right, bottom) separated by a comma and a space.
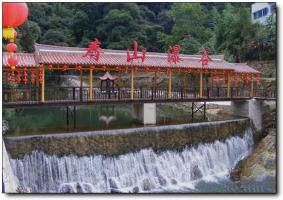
4, 119, 252, 159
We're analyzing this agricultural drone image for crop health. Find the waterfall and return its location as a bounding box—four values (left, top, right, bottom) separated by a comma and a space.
10, 127, 254, 193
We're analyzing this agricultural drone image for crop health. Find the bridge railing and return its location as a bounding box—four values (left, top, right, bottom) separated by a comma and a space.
2, 86, 276, 104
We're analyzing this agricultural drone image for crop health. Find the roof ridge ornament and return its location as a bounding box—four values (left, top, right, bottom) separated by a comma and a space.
167, 44, 183, 64
83, 38, 101, 61
127, 41, 146, 62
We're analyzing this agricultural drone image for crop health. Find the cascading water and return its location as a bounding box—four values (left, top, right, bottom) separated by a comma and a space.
10, 127, 254, 193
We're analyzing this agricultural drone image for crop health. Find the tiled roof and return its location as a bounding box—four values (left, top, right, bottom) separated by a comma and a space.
2, 43, 260, 74
231, 63, 260, 74
34, 43, 235, 71
2, 52, 37, 67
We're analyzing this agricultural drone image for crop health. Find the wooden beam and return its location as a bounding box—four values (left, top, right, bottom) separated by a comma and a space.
41, 67, 45, 102
89, 69, 93, 101
130, 67, 134, 99
227, 73, 231, 97
168, 70, 172, 98
199, 72, 203, 98
250, 74, 254, 97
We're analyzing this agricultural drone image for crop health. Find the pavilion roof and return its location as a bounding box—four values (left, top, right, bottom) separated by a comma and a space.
231, 63, 260, 74
2, 52, 37, 67
34, 43, 235, 71
2, 43, 260, 74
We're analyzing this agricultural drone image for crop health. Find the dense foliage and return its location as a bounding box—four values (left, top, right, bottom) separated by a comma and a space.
9, 2, 276, 62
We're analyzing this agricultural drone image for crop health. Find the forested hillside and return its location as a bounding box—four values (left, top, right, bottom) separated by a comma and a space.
7, 2, 276, 63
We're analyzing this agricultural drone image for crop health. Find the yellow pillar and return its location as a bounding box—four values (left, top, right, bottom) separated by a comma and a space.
227, 73, 231, 97
89, 69, 93, 101
250, 74, 254, 97
130, 67, 134, 99
168, 70, 172, 98
199, 72, 203, 97
41, 67, 45, 102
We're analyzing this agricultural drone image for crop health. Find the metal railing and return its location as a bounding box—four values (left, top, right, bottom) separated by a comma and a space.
2, 86, 276, 104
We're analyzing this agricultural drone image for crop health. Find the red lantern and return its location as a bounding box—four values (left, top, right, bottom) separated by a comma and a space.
222, 72, 226, 85
234, 73, 238, 87
90, 65, 95, 70
125, 66, 129, 72
245, 73, 249, 84
115, 66, 120, 71
187, 68, 191, 74
39, 68, 43, 84
102, 66, 107, 71
76, 65, 82, 71
6, 43, 17, 52
62, 65, 69, 71
241, 73, 245, 84
17, 71, 21, 83
3, 3, 29, 27
8, 57, 18, 66
11, 71, 15, 82
31, 71, 36, 84
48, 65, 53, 70
23, 68, 28, 84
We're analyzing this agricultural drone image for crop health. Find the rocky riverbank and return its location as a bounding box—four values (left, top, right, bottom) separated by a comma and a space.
230, 102, 276, 182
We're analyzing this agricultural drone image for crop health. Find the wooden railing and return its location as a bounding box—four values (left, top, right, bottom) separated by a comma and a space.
2, 86, 276, 105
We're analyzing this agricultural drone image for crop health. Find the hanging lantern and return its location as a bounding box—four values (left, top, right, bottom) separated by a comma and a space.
157, 68, 160, 73
115, 66, 120, 71
17, 70, 21, 83
166, 68, 171, 75
145, 67, 149, 72
187, 68, 191, 74
3, 3, 28, 42
11, 71, 15, 83
76, 65, 82, 71
90, 65, 95, 70
31, 71, 36, 84
249, 73, 253, 83
3, 3, 28, 27
62, 65, 69, 71
6, 43, 17, 52
102, 65, 107, 71
222, 72, 226, 85
234, 73, 238, 87
47, 64, 53, 70
245, 73, 249, 84
8, 57, 18, 67
23, 68, 28, 84
228, 72, 232, 85
125, 66, 129, 72
39, 68, 43, 84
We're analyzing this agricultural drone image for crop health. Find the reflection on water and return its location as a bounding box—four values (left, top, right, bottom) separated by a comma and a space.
3, 104, 237, 137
